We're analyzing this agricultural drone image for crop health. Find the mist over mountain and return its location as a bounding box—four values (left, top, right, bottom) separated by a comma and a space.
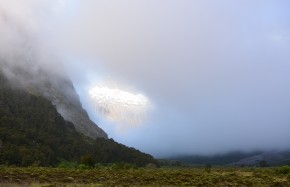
0, 0, 290, 158
168, 150, 290, 167
0, 1, 159, 167
0, 3, 107, 139
0, 66, 158, 167
0, 59, 107, 139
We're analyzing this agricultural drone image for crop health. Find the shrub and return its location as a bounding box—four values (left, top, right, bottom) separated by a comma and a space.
277, 165, 290, 175
94, 163, 104, 169
146, 163, 157, 169
80, 154, 95, 167
204, 164, 211, 173
78, 164, 91, 170
58, 159, 78, 168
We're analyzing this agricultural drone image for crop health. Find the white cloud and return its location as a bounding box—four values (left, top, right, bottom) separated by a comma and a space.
1, 0, 290, 156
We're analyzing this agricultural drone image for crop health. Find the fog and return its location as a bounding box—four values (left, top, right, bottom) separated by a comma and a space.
0, 0, 290, 157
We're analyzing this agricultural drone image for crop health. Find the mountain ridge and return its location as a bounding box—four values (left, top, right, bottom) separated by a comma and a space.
0, 61, 107, 139
0, 68, 158, 167
168, 150, 290, 166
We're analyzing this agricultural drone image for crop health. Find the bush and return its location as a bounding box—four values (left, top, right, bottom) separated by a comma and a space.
58, 159, 78, 168
80, 154, 95, 167
146, 163, 157, 169
204, 164, 211, 173
277, 165, 290, 175
94, 163, 104, 169
78, 164, 91, 170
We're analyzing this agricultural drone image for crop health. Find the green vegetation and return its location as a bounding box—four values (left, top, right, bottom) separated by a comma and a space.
170, 151, 290, 167
277, 165, 290, 175
0, 166, 289, 186
1, 70, 289, 186
0, 72, 157, 167
170, 151, 264, 166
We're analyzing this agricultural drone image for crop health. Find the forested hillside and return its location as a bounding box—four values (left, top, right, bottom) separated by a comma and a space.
170, 150, 290, 167
0, 72, 158, 167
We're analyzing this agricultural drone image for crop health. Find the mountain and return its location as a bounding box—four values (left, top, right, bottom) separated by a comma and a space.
169, 151, 262, 166
1, 61, 107, 139
229, 150, 290, 167
31, 71, 108, 139
0, 68, 158, 167
169, 150, 290, 167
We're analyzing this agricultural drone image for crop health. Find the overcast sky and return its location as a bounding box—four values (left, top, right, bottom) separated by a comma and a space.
1, 0, 290, 157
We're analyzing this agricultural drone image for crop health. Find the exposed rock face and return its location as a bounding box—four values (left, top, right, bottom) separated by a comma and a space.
37, 73, 108, 139
1, 61, 108, 139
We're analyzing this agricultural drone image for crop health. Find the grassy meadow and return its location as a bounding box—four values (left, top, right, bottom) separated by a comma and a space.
0, 166, 290, 187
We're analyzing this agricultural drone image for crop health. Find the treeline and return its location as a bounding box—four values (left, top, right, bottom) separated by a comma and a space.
0, 72, 158, 167
170, 151, 264, 166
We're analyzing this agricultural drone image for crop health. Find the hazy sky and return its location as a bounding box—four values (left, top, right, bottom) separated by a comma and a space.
1, 0, 290, 157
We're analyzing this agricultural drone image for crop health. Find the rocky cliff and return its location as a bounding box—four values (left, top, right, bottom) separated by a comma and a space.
0, 61, 108, 139
36, 73, 108, 139
0, 70, 157, 167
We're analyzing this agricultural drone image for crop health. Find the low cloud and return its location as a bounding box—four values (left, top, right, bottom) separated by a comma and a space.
0, 0, 290, 157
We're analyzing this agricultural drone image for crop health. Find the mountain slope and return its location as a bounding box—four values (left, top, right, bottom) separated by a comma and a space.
1, 61, 107, 139
0, 71, 158, 166
35, 71, 108, 139
230, 150, 290, 167
169, 150, 290, 166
